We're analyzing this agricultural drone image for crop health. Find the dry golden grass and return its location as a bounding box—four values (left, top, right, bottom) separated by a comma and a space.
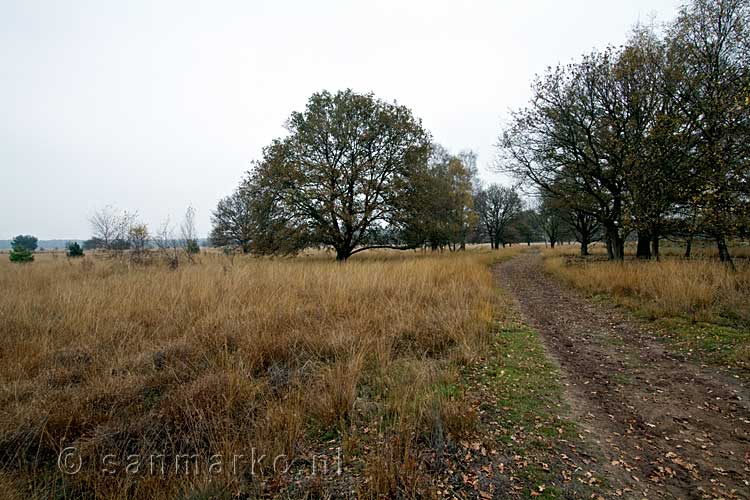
0, 248, 505, 499
543, 248, 750, 370
545, 255, 749, 321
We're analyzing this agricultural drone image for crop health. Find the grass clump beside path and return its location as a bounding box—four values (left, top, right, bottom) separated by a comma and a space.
543, 247, 750, 372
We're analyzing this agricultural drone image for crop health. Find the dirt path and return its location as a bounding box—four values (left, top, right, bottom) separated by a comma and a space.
496, 253, 750, 500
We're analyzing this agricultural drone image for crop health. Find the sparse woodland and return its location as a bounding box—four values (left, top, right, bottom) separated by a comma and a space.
500, 0, 749, 265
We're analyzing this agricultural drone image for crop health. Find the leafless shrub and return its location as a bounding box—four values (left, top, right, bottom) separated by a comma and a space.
88, 206, 137, 254
153, 217, 181, 269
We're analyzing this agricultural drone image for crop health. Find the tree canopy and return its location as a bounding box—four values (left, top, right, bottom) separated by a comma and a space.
210, 90, 512, 259
499, 0, 749, 264
10, 235, 38, 252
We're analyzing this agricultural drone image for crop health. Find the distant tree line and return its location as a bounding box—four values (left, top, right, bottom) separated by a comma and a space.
83, 205, 201, 267
498, 0, 749, 266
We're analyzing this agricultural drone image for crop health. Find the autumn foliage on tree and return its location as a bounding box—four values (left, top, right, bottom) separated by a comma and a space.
499, 0, 749, 264
212, 90, 495, 260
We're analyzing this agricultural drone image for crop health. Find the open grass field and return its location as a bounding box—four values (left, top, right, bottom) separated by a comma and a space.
0, 248, 511, 499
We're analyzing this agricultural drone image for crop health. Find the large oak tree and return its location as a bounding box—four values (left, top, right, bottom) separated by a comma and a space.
213, 90, 432, 260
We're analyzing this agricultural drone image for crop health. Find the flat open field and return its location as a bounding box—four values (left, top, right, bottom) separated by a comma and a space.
0, 249, 501, 498
2, 246, 749, 499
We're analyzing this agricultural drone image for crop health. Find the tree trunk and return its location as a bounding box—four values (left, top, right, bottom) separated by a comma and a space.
651, 234, 660, 261
614, 238, 625, 260
579, 227, 591, 256
550, 240, 555, 249
636, 232, 651, 260
605, 225, 624, 260
335, 247, 352, 261
716, 235, 735, 270
684, 237, 692, 259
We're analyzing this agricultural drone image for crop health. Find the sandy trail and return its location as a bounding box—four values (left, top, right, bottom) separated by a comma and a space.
496, 253, 750, 499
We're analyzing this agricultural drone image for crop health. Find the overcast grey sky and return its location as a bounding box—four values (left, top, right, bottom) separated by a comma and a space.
1, 0, 682, 239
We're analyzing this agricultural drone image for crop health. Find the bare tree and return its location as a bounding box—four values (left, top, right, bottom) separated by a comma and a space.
179, 206, 200, 260
88, 206, 137, 252
153, 217, 180, 269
